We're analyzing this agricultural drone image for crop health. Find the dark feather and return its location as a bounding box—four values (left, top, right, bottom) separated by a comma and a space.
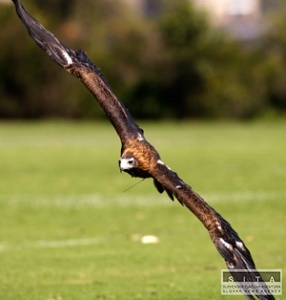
11, 0, 140, 145
12, 0, 75, 68
153, 179, 174, 200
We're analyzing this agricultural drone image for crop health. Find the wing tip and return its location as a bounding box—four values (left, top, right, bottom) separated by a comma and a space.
213, 221, 275, 300
12, 0, 75, 68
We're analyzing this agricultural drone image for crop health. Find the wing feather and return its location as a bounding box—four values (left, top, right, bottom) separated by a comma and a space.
11, 0, 142, 144
12, 2, 275, 299
151, 163, 275, 299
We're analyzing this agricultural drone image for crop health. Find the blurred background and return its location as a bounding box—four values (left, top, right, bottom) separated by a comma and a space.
1, 2, 285, 299
1, 0, 286, 120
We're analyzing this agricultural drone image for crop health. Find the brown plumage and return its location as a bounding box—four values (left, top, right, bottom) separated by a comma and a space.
11, 1, 275, 299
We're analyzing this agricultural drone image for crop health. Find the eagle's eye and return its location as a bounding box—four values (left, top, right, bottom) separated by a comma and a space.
128, 159, 134, 165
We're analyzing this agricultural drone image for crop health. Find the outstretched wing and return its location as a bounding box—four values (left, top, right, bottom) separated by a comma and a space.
151, 163, 275, 300
12, 1, 275, 299
11, 0, 142, 145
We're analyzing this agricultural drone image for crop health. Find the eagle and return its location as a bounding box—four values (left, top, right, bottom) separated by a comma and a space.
11, 1, 275, 299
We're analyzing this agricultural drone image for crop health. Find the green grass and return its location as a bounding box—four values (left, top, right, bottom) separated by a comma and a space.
0, 121, 285, 300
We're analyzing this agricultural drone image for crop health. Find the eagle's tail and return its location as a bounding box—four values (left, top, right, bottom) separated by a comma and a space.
12, 0, 75, 68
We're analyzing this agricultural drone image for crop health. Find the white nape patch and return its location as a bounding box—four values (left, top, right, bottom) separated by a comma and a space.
137, 133, 144, 141
220, 238, 232, 250
176, 185, 182, 189
62, 50, 73, 65
235, 241, 245, 250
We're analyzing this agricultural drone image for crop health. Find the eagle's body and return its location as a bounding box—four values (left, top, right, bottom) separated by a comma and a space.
11, 1, 275, 299
120, 139, 159, 178
119, 135, 175, 200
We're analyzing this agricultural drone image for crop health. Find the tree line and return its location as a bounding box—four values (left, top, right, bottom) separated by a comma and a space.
1, 0, 286, 119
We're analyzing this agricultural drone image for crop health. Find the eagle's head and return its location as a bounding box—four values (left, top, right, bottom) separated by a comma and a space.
119, 154, 137, 171
119, 153, 150, 178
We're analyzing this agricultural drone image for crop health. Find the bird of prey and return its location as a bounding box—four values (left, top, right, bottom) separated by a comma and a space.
11, 1, 275, 299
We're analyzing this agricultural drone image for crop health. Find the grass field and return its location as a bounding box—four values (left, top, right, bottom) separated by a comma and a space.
0, 121, 285, 300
